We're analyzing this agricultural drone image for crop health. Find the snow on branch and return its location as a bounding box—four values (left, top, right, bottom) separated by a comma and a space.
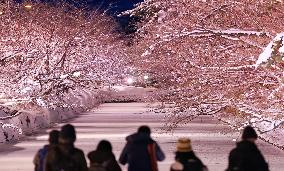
142, 28, 270, 57
256, 32, 284, 67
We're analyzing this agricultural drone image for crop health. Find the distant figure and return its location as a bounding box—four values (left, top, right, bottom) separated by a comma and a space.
119, 125, 165, 171
170, 138, 208, 171
226, 126, 269, 171
45, 124, 88, 171
88, 140, 122, 171
33, 130, 59, 171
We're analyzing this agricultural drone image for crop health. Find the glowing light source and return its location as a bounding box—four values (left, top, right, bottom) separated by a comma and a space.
144, 75, 149, 80
0, 11, 3, 15
73, 71, 81, 77
24, 4, 32, 9
127, 78, 134, 85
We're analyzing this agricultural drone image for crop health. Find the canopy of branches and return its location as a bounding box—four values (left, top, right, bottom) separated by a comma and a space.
125, 0, 284, 127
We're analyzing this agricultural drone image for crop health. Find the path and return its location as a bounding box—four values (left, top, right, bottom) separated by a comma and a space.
0, 103, 283, 170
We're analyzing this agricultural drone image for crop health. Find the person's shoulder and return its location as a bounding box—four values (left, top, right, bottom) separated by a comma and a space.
228, 146, 241, 159
38, 144, 49, 152
87, 150, 96, 158
74, 147, 85, 154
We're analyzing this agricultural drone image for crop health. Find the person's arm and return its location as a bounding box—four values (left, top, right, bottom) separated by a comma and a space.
226, 149, 236, 171
33, 151, 40, 171
256, 150, 269, 171
107, 157, 122, 171
155, 142, 165, 161
119, 142, 129, 165
44, 152, 52, 171
79, 150, 88, 171
202, 165, 209, 171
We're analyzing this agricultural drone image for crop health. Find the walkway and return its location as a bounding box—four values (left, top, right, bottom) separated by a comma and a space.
0, 103, 283, 170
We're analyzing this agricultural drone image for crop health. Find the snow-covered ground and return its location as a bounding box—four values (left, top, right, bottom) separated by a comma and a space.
0, 102, 283, 171
0, 86, 150, 143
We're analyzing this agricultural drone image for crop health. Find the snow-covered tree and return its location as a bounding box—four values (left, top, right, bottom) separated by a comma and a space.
0, 1, 129, 106
126, 0, 284, 131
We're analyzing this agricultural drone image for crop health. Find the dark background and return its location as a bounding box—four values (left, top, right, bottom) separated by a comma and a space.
14, 0, 145, 34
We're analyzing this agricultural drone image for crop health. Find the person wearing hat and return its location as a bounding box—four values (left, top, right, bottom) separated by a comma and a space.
226, 125, 269, 171
170, 138, 208, 171
44, 124, 88, 171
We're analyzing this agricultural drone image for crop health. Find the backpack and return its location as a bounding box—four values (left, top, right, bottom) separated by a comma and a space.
148, 143, 158, 171
37, 145, 49, 171
52, 148, 81, 171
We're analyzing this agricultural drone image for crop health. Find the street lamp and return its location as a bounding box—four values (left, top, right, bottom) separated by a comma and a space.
24, 0, 32, 10
24, 4, 32, 9
144, 75, 149, 80
127, 78, 134, 85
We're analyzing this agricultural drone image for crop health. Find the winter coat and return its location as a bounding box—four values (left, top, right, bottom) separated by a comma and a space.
170, 151, 208, 171
33, 145, 50, 171
44, 144, 88, 171
88, 150, 122, 171
226, 140, 269, 171
119, 132, 165, 171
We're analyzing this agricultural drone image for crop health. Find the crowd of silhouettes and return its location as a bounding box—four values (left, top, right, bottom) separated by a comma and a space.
33, 124, 270, 171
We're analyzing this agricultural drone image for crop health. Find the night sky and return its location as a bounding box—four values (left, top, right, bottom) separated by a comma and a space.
16, 0, 145, 33
87, 0, 144, 14
15, 0, 144, 15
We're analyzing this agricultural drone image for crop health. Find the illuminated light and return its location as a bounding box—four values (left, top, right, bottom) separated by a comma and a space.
73, 71, 81, 77
24, 5, 32, 9
0, 11, 3, 15
127, 78, 134, 84
144, 75, 149, 80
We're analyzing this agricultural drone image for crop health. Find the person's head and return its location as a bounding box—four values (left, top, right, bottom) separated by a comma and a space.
242, 125, 258, 142
176, 138, 192, 153
48, 130, 59, 145
137, 125, 151, 135
59, 124, 76, 144
175, 138, 193, 160
96, 140, 112, 152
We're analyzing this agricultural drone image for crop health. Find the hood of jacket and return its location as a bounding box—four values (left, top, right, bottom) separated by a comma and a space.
88, 150, 115, 163
236, 140, 258, 152
126, 132, 154, 144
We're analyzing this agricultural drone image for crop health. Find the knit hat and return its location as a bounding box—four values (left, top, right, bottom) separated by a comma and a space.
242, 126, 258, 140
59, 124, 76, 143
138, 125, 151, 135
176, 138, 192, 152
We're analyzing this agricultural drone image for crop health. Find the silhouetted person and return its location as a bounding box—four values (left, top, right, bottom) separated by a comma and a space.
170, 138, 208, 171
45, 124, 88, 171
119, 125, 165, 171
33, 130, 59, 171
88, 140, 122, 171
226, 125, 269, 171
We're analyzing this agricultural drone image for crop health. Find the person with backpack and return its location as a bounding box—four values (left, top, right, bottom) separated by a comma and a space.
88, 140, 122, 171
170, 138, 208, 171
119, 125, 165, 171
226, 125, 269, 171
44, 124, 88, 171
33, 130, 59, 171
